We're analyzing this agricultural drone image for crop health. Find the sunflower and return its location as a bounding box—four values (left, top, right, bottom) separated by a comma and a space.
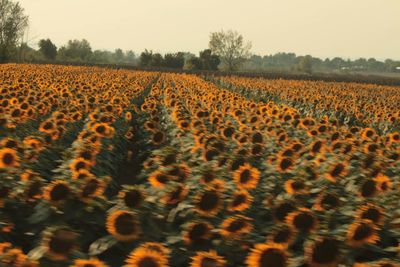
228, 190, 253, 212
200, 170, 216, 184
25, 179, 44, 202
286, 208, 318, 233
305, 237, 341, 267
72, 169, 95, 180
125, 247, 168, 267
361, 128, 376, 140
246, 243, 289, 267
360, 180, 378, 198
314, 193, 340, 211
195, 189, 222, 216
325, 162, 347, 183
190, 250, 226, 267
371, 261, 400, 267
148, 170, 171, 188
106, 210, 140, 241
90, 123, 114, 138
276, 157, 294, 173
151, 131, 165, 145
138, 242, 170, 257
268, 226, 296, 248
162, 185, 189, 205
70, 258, 109, 267
284, 179, 307, 195
167, 164, 190, 182
44, 181, 71, 203
0, 148, 19, 169
183, 221, 213, 245
202, 148, 220, 162
39, 120, 56, 134
69, 157, 92, 173
220, 215, 253, 239
233, 163, 260, 189
119, 187, 145, 209
221, 126, 235, 139
43, 228, 77, 261
374, 174, 392, 192
125, 111, 132, 122
356, 204, 385, 226
79, 177, 106, 201
347, 220, 380, 247
273, 201, 296, 222
0, 248, 28, 267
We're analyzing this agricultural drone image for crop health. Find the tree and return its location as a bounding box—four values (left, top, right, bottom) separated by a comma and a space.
163, 52, 185, 69
57, 39, 92, 62
113, 48, 124, 63
209, 30, 252, 71
139, 49, 153, 67
90, 50, 113, 64
199, 49, 220, 70
0, 0, 29, 62
150, 53, 163, 67
38, 39, 57, 60
125, 50, 136, 64
297, 55, 313, 74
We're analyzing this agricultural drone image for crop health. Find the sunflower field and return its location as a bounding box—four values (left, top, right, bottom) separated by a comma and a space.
0, 64, 399, 267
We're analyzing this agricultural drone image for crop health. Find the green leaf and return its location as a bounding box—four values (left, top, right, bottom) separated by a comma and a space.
89, 235, 118, 256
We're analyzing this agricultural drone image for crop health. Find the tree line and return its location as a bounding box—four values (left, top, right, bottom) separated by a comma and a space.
1, 0, 399, 74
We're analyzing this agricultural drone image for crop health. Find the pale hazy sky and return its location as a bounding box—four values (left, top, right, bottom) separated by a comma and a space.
18, 0, 400, 60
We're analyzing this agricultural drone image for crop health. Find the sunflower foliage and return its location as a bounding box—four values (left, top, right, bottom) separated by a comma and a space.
0, 64, 399, 267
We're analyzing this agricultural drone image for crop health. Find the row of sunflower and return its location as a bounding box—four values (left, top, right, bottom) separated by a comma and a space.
216, 76, 400, 133
0, 64, 399, 266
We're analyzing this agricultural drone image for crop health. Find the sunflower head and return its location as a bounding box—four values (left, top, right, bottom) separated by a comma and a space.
126, 247, 168, 267
284, 179, 307, 195
106, 210, 140, 241
268, 226, 296, 248
220, 215, 253, 239
44, 181, 71, 203
119, 187, 145, 209
246, 243, 289, 267
228, 190, 253, 212
190, 250, 226, 267
286, 208, 318, 233
357, 204, 385, 226
305, 237, 341, 267
44, 228, 77, 261
0, 148, 19, 169
195, 189, 222, 217
148, 170, 171, 188
233, 163, 260, 190
70, 258, 109, 267
347, 220, 380, 247
183, 221, 213, 245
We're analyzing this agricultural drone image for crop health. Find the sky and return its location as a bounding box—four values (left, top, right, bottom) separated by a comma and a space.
18, 0, 400, 60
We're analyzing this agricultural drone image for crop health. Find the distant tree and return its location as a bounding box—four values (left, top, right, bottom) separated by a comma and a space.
125, 50, 136, 64
199, 49, 220, 70
150, 53, 163, 67
57, 39, 92, 62
139, 49, 153, 67
16, 42, 39, 62
187, 57, 203, 70
209, 30, 252, 71
0, 0, 29, 62
38, 39, 57, 60
113, 48, 124, 63
163, 52, 185, 69
90, 50, 113, 63
297, 55, 313, 74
